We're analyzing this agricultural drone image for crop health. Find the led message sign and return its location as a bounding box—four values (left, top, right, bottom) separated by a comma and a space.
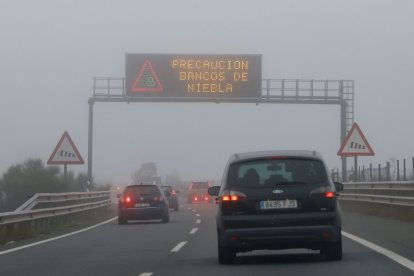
125, 54, 261, 99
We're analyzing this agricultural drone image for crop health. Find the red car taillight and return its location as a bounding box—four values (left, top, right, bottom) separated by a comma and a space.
220, 190, 247, 202
120, 196, 132, 203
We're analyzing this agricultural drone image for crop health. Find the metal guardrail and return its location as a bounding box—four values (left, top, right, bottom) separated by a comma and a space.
340, 193, 414, 207
340, 181, 414, 207
0, 191, 111, 225
16, 191, 110, 211
342, 181, 414, 191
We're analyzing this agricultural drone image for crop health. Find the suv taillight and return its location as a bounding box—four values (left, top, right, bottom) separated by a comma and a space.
310, 186, 337, 198
220, 190, 247, 202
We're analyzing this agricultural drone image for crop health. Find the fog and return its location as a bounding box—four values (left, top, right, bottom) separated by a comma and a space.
1, 0, 413, 185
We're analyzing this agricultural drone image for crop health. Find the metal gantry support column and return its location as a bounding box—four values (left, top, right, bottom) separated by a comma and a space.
340, 101, 347, 182
87, 99, 94, 184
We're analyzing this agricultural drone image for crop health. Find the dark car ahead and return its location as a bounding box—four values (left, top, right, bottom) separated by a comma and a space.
208, 150, 343, 264
162, 185, 179, 211
118, 184, 169, 224
187, 181, 212, 203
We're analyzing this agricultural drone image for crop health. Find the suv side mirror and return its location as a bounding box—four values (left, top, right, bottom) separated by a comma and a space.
208, 186, 220, 196
333, 182, 344, 192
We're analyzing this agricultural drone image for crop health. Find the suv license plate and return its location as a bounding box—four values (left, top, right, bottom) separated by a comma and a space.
135, 203, 150, 207
260, 199, 297, 210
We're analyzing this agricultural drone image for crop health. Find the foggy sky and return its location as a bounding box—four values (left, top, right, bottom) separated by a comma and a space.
1, 0, 413, 185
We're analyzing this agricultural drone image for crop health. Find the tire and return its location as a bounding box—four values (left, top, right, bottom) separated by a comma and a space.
218, 243, 236, 264
118, 215, 127, 225
162, 211, 170, 223
321, 236, 342, 261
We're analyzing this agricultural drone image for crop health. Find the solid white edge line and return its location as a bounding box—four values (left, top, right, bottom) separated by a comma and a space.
139, 273, 153, 276
189, 227, 198, 234
0, 217, 118, 255
196, 219, 201, 224
342, 231, 414, 272
171, 241, 188, 252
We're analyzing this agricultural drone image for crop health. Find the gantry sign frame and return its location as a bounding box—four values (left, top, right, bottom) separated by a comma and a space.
88, 75, 354, 182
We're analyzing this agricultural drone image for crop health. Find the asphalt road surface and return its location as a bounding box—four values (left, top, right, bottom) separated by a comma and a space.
1, 202, 413, 276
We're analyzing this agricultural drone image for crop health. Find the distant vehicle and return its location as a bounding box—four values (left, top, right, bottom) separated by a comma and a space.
187, 181, 212, 203
162, 185, 179, 211
118, 184, 169, 224
208, 150, 344, 264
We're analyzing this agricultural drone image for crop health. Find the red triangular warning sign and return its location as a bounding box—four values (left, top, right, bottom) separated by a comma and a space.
47, 131, 84, 165
130, 60, 163, 92
337, 123, 375, 157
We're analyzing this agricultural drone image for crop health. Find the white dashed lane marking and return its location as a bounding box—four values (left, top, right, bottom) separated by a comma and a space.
139, 273, 153, 276
189, 228, 198, 234
196, 219, 201, 224
195, 213, 200, 217
171, 241, 188, 252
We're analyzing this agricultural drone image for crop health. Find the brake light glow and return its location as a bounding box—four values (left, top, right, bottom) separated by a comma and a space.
125, 196, 131, 203
325, 191, 335, 198
222, 196, 231, 201
266, 156, 286, 160
221, 190, 247, 201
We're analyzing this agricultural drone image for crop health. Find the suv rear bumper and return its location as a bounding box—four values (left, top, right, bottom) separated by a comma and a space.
218, 212, 341, 251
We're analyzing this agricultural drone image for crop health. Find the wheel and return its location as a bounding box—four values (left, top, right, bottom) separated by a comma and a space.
162, 211, 170, 223
118, 215, 127, 225
218, 242, 236, 264
321, 236, 342, 261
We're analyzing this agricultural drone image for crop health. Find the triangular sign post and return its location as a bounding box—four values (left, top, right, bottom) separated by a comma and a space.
48, 131, 84, 184
337, 123, 374, 182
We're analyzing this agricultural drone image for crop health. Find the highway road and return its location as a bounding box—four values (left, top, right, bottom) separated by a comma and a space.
1, 201, 413, 276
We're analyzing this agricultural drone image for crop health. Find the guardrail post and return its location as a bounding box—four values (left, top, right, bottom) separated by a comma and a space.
370, 163, 373, 181
403, 159, 406, 181
386, 162, 390, 181
397, 160, 400, 181
378, 164, 382, 181
362, 165, 365, 181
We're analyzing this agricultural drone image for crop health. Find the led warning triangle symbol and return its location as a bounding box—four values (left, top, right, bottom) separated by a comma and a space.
130, 60, 163, 92
337, 123, 375, 157
47, 131, 84, 165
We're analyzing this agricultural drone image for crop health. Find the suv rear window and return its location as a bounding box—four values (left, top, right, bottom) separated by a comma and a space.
227, 158, 328, 187
124, 185, 161, 195
191, 182, 209, 189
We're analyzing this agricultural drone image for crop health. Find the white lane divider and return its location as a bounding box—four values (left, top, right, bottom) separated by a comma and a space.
195, 213, 200, 217
189, 227, 198, 234
342, 231, 414, 272
187, 207, 191, 210
139, 273, 153, 276
171, 241, 188, 252
196, 219, 201, 224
